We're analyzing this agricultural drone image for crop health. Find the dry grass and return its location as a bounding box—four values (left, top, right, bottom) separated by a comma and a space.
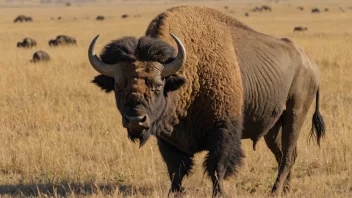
0, 0, 351, 197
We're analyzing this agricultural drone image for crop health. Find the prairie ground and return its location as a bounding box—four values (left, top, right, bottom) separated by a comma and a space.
0, 0, 351, 197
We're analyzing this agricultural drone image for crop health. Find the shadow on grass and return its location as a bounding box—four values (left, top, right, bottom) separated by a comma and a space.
0, 182, 151, 197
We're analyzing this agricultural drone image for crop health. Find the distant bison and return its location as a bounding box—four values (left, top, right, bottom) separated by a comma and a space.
244, 12, 249, 17
293, 26, 308, 32
96, 15, 105, 20
312, 8, 320, 13
17, 37, 37, 48
324, 8, 329, 12
251, 6, 263, 12
49, 35, 77, 47
30, 51, 50, 63
14, 15, 32, 23
262, 5, 272, 11
121, 14, 129, 19
297, 6, 304, 11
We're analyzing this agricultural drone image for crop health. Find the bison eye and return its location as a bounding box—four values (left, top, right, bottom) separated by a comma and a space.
115, 79, 127, 91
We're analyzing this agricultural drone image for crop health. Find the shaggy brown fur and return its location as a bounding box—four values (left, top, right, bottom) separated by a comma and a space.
146, 6, 324, 196
100, 37, 175, 64
146, 6, 250, 123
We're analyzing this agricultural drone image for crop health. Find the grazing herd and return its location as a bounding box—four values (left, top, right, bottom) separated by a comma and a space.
15, 4, 352, 62
14, 14, 136, 63
228, 5, 351, 34
251, 5, 272, 12
16, 34, 76, 62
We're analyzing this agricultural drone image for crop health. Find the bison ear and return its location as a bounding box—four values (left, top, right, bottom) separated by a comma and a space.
164, 75, 186, 93
91, 75, 115, 93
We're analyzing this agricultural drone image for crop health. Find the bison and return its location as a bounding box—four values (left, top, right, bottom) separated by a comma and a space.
88, 6, 325, 197
121, 14, 129, 19
30, 51, 50, 63
297, 6, 304, 11
244, 12, 249, 17
17, 37, 37, 48
14, 15, 32, 23
293, 26, 308, 32
262, 5, 272, 11
96, 15, 105, 20
312, 8, 320, 13
251, 6, 263, 12
49, 35, 77, 47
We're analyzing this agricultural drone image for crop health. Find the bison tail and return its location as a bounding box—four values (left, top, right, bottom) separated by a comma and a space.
309, 88, 325, 146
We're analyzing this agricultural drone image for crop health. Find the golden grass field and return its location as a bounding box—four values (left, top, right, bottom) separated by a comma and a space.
0, 0, 351, 197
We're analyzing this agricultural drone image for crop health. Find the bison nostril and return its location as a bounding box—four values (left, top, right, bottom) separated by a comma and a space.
140, 115, 147, 123
124, 115, 148, 123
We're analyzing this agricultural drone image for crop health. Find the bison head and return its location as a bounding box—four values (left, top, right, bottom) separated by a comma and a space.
49, 39, 57, 47
88, 34, 186, 146
17, 42, 23, 48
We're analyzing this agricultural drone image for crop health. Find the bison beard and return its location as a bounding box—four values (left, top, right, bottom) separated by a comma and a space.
127, 129, 151, 148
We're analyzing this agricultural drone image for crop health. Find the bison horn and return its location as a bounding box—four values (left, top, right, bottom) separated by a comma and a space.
88, 35, 119, 77
162, 33, 186, 77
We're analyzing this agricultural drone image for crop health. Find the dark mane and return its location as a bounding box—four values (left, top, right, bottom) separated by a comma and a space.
100, 36, 175, 64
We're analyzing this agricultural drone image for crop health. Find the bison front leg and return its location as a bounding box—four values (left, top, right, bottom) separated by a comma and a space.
157, 138, 194, 196
204, 122, 243, 197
